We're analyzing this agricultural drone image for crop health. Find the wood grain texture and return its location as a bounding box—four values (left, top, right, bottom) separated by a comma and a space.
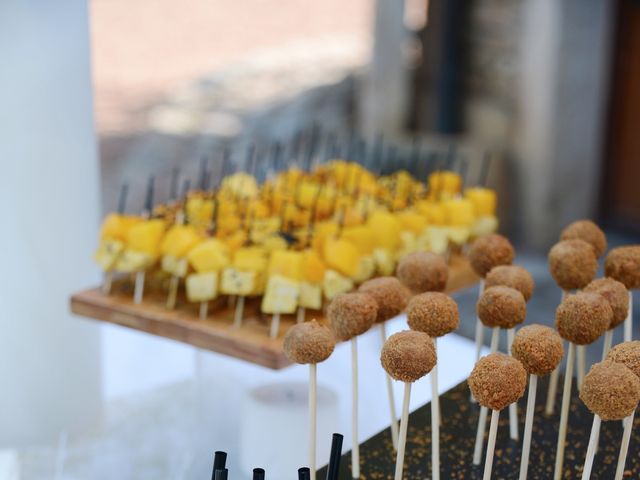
70, 254, 478, 370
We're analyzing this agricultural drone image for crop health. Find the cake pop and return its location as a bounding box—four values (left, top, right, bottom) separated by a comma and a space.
560, 219, 607, 258
469, 353, 527, 480
381, 331, 437, 480
468, 234, 515, 375
553, 292, 612, 480
396, 251, 448, 294
327, 293, 377, 480
584, 278, 629, 358
485, 265, 535, 302
358, 276, 410, 449
407, 292, 459, 479
579, 361, 640, 479
511, 325, 563, 480
605, 245, 640, 342
607, 341, 640, 479
549, 239, 598, 291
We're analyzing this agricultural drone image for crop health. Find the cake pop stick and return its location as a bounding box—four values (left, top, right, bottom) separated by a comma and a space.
327, 293, 377, 480
283, 320, 335, 480
553, 292, 611, 480
605, 245, 640, 341
298, 467, 311, 480
381, 331, 437, 480
615, 410, 635, 480
469, 353, 527, 478
511, 325, 564, 480
577, 345, 586, 390
379, 323, 399, 450
579, 360, 640, 479
507, 327, 519, 441
325, 433, 344, 480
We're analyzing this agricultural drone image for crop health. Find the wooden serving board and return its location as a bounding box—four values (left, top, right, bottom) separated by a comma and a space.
70, 254, 479, 370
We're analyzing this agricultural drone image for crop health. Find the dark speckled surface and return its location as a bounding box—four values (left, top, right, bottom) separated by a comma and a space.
317, 376, 639, 479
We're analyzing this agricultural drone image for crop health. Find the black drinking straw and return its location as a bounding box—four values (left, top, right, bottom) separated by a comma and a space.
252, 468, 265, 480
144, 176, 155, 215
211, 451, 227, 480
325, 433, 344, 480
298, 467, 311, 480
213, 468, 228, 480
117, 183, 129, 214
479, 150, 492, 186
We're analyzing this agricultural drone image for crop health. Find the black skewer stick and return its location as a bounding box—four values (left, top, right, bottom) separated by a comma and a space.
199, 157, 209, 191
325, 433, 344, 480
169, 168, 179, 201
213, 468, 228, 480
298, 467, 311, 480
252, 468, 265, 480
444, 144, 456, 170
324, 132, 337, 161
221, 147, 231, 180
181, 178, 191, 199
211, 451, 227, 480
210, 197, 219, 236
372, 133, 384, 174
459, 156, 469, 192
117, 183, 129, 214
144, 176, 155, 216
410, 137, 421, 174
479, 151, 492, 186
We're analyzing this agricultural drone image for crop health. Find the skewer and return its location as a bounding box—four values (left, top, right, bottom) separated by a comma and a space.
580, 415, 601, 480
473, 327, 499, 465
507, 327, 519, 441
253, 468, 265, 480
379, 324, 399, 450
325, 433, 344, 480
602, 329, 613, 360
482, 409, 500, 480
577, 345, 586, 390
233, 295, 246, 328
298, 467, 311, 480
546, 290, 568, 415
211, 451, 227, 480
351, 337, 360, 480
518, 374, 538, 480
269, 312, 281, 339
615, 411, 635, 480
431, 338, 440, 480
394, 382, 411, 480
133, 176, 154, 304
199, 300, 208, 320
309, 364, 317, 480
553, 342, 575, 480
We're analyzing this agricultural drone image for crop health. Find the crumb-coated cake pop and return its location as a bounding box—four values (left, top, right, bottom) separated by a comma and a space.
327, 292, 377, 341
549, 239, 598, 291
607, 341, 640, 378
560, 220, 607, 258
555, 292, 611, 345
579, 360, 640, 421
396, 251, 448, 293
380, 330, 436, 383
583, 278, 629, 329
468, 234, 515, 278
511, 324, 564, 376
283, 320, 336, 364
605, 245, 640, 290
358, 277, 411, 323
476, 286, 526, 329
468, 353, 527, 411
485, 265, 535, 302
407, 292, 459, 338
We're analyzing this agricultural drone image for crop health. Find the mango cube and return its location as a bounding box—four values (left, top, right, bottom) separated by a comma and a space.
323, 238, 361, 278
126, 219, 165, 257
367, 211, 401, 250
161, 225, 201, 258
188, 239, 231, 273
268, 251, 303, 281
465, 187, 497, 216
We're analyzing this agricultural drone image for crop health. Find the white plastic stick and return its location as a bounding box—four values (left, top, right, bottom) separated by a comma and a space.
602, 329, 613, 360
519, 374, 538, 480
581, 415, 601, 480
625, 291, 633, 342
134, 271, 145, 304
394, 382, 412, 480
199, 301, 208, 321
297, 306, 306, 324
508, 327, 519, 441
233, 296, 245, 328
351, 337, 360, 480
380, 324, 399, 450
546, 291, 568, 415
483, 409, 500, 480
490, 327, 499, 354
309, 364, 317, 480
473, 406, 489, 465
472, 280, 485, 403
615, 411, 635, 480
577, 345, 586, 390
554, 342, 575, 480
431, 353, 440, 480
269, 313, 280, 339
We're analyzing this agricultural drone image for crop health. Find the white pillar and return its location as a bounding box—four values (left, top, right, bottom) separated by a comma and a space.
0, 0, 102, 446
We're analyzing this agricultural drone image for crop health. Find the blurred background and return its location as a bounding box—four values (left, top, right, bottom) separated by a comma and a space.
1, 0, 638, 478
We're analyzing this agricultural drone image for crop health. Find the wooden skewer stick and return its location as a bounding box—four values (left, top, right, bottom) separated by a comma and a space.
482, 409, 500, 480
394, 382, 412, 480
233, 296, 246, 328
580, 414, 602, 480
199, 300, 208, 320
473, 327, 500, 465
518, 374, 538, 480
553, 341, 576, 480
351, 337, 360, 480
507, 328, 519, 441
309, 363, 317, 480
577, 345, 586, 390
546, 291, 568, 415
269, 313, 281, 339
379, 324, 399, 450
472, 280, 485, 403
431, 338, 440, 480
615, 410, 635, 480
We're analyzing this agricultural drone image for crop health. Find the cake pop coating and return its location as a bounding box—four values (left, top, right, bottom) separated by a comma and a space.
358, 277, 410, 323
407, 292, 459, 338
468, 353, 527, 411
583, 278, 629, 329
560, 220, 607, 258
485, 265, 535, 301
605, 245, 640, 290
468, 234, 515, 278
511, 324, 564, 376
607, 341, 640, 378
327, 292, 377, 341
380, 330, 436, 383
548, 239, 598, 291
396, 251, 448, 293
555, 292, 611, 345
476, 286, 526, 329
579, 360, 640, 420
283, 320, 336, 364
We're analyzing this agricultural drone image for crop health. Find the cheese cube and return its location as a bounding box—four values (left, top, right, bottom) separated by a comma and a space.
186, 272, 218, 302
221, 268, 257, 296
261, 275, 300, 314
322, 269, 354, 301
299, 281, 322, 310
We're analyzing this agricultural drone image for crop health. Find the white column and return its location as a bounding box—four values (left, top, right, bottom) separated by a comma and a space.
0, 0, 102, 446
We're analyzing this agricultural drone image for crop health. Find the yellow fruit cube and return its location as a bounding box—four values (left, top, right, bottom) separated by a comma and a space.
447, 226, 471, 245
161, 255, 189, 277
220, 268, 258, 296
465, 187, 497, 216
100, 214, 141, 242
415, 201, 447, 225
161, 225, 201, 258
187, 239, 231, 273
352, 256, 376, 283
341, 225, 375, 255
443, 198, 475, 227
301, 250, 326, 285
234, 247, 268, 272
428, 171, 462, 196
367, 211, 401, 250
425, 227, 449, 255
323, 238, 361, 278
261, 275, 300, 314
94, 239, 124, 271
126, 219, 165, 257
372, 248, 395, 276
115, 250, 155, 272
397, 211, 427, 234
299, 281, 323, 309
268, 251, 303, 281
186, 272, 218, 302
472, 215, 499, 237
322, 269, 354, 301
